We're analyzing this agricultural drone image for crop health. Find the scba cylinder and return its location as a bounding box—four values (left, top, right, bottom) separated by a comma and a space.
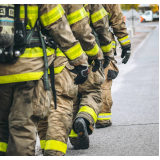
0, 4, 14, 49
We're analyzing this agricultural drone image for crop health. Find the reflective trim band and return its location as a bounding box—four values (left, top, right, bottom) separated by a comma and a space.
67, 7, 88, 25
83, 4, 88, 7
19, 47, 54, 58
0, 142, 8, 153
64, 43, 83, 60
0, 72, 44, 84
87, 12, 90, 17
40, 140, 46, 149
91, 7, 108, 24
85, 44, 99, 57
78, 106, 97, 123
118, 35, 131, 46
69, 129, 77, 138
54, 65, 65, 74
101, 43, 112, 53
20, 6, 38, 19
97, 113, 112, 120
112, 41, 116, 49
40, 4, 65, 26
45, 140, 67, 154
56, 48, 65, 57
20, 6, 38, 29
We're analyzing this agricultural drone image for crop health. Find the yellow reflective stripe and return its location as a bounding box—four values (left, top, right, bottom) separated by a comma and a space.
54, 65, 65, 74
112, 41, 116, 49
40, 140, 46, 149
91, 7, 108, 24
97, 113, 112, 120
0, 142, 8, 153
20, 6, 38, 19
56, 48, 65, 57
45, 140, 67, 154
0, 72, 44, 84
48, 65, 65, 75
19, 47, 55, 58
69, 129, 77, 138
78, 106, 97, 123
64, 43, 83, 60
85, 44, 99, 56
83, 4, 88, 7
67, 7, 88, 25
20, 6, 38, 29
87, 12, 90, 17
40, 4, 65, 26
118, 35, 131, 46
101, 43, 112, 53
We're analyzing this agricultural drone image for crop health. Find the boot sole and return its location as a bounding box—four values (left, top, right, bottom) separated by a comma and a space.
95, 122, 112, 129
74, 120, 89, 150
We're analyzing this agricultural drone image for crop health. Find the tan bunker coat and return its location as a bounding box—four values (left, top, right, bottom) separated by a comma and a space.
0, 4, 88, 156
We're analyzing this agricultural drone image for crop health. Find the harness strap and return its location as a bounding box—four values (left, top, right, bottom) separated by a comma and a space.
49, 62, 57, 110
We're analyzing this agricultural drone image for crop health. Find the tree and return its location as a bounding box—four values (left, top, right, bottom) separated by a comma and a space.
120, 4, 139, 11
150, 4, 159, 13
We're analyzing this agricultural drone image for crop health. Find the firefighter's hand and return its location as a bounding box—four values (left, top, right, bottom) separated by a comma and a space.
88, 59, 103, 72
121, 44, 131, 64
103, 56, 110, 69
74, 65, 89, 85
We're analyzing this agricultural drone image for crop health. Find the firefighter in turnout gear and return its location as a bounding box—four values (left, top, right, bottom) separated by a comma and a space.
68, 4, 112, 150
0, 4, 88, 156
96, 4, 131, 128
38, 4, 106, 154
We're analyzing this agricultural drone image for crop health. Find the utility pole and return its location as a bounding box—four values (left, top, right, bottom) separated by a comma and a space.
132, 5, 134, 27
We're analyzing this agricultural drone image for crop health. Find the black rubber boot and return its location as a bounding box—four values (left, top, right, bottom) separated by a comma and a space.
73, 118, 89, 150
95, 120, 112, 129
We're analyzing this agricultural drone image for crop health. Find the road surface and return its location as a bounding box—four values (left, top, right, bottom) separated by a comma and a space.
66, 22, 159, 156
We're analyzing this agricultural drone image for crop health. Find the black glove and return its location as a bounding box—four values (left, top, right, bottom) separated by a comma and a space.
103, 56, 110, 69
121, 44, 131, 64
88, 59, 102, 72
74, 65, 89, 85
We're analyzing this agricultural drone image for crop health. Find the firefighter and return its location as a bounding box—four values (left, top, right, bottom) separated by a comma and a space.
38, 4, 106, 155
69, 4, 112, 150
0, 4, 88, 156
96, 4, 131, 128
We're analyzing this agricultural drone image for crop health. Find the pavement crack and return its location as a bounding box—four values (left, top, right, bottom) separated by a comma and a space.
115, 123, 159, 127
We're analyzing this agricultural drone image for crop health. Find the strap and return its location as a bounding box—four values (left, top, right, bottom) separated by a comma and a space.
15, 4, 20, 20
24, 4, 27, 27
37, 20, 50, 90
49, 62, 57, 110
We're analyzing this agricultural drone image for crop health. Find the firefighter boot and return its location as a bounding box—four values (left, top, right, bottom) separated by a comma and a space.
95, 120, 112, 129
73, 118, 89, 150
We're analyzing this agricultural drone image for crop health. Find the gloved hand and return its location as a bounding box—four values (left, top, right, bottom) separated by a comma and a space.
74, 65, 89, 85
121, 44, 131, 64
88, 59, 102, 72
103, 56, 110, 69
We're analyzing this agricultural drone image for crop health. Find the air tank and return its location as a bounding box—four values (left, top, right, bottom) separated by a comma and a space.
0, 4, 14, 49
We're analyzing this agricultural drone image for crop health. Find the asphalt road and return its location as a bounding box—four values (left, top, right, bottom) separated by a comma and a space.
66, 22, 159, 156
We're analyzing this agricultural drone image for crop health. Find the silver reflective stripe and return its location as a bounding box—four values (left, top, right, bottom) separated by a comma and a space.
119, 38, 130, 44
98, 115, 111, 119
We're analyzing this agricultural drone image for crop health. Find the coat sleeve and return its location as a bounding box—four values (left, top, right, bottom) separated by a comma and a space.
103, 4, 131, 47
62, 4, 103, 60
84, 4, 112, 57
39, 4, 88, 66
